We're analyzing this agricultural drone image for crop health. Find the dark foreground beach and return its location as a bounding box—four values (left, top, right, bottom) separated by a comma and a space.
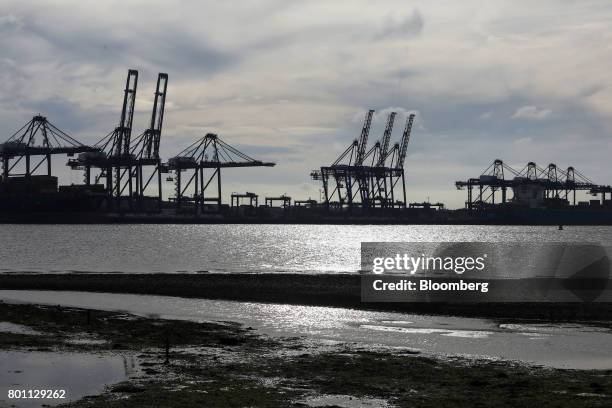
1, 273, 611, 320
1, 301, 611, 407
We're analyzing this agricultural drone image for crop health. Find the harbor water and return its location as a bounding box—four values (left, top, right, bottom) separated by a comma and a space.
1, 224, 611, 274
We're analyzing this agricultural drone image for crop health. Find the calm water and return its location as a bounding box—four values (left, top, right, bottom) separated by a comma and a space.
2, 290, 611, 370
0, 351, 135, 408
1, 224, 611, 274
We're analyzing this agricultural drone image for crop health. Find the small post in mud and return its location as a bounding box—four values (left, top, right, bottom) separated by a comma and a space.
164, 335, 170, 364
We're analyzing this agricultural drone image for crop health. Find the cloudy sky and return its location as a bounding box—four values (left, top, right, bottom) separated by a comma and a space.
1, 0, 611, 208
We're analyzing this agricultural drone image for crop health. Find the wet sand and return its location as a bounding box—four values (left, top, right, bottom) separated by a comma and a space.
1, 273, 611, 320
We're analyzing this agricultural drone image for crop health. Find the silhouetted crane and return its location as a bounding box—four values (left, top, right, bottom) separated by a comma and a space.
312, 110, 417, 210
129, 73, 168, 209
166, 133, 275, 213
1, 115, 97, 179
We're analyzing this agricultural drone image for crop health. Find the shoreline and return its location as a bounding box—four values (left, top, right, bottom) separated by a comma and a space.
2, 217, 612, 226
3, 206, 612, 225
1, 273, 611, 321
0, 302, 611, 407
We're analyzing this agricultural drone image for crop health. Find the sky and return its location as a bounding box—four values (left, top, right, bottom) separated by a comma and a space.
1, 0, 612, 208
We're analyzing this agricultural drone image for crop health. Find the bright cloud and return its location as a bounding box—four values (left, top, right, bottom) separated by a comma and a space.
511, 106, 552, 120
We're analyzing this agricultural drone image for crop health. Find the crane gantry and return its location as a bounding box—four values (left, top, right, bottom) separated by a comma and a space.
129, 72, 168, 209
166, 133, 275, 213
311, 110, 416, 210
455, 159, 606, 209
68, 70, 168, 211
1, 116, 97, 180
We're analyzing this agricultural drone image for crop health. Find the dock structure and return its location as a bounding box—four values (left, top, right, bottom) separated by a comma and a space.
311, 110, 416, 211
1, 115, 98, 180
294, 199, 318, 207
265, 195, 291, 208
166, 134, 274, 212
128, 72, 168, 210
231, 192, 259, 208
68, 69, 139, 207
409, 202, 445, 210
9, 69, 612, 223
455, 159, 610, 209
0, 70, 279, 216
68, 70, 169, 211
590, 185, 612, 204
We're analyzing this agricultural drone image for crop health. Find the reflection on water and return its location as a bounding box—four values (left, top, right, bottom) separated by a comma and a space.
298, 394, 390, 408
1, 290, 611, 370
360, 325, 493, 338
0, 351, 135, 408
0, 322, 43, 336
1, 224, 611, 274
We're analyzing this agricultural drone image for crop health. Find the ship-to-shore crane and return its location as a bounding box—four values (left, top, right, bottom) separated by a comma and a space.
312, 110, 416, 210
69, 70, 169, 211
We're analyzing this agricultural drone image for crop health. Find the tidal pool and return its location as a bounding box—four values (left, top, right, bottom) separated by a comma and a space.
0, 351, 137, 407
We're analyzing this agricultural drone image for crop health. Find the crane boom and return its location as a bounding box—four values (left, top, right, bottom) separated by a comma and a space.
377, 112, 396, 167
355, 109, 374, 165
143, 73, 168, 159
396, 113, 415, 169
112, 69, 138, 157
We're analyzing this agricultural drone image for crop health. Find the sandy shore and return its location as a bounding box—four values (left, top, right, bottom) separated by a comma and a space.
1, 273, 611, 320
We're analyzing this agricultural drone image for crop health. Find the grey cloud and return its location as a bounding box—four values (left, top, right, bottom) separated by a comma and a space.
23, 97, 92, 134
0, 13, 23, 31
235, 144, 300, 156
390, 67, 418, 79
138, 31, 237, 75
0, 9, 239, 78
375, 10, 424, 39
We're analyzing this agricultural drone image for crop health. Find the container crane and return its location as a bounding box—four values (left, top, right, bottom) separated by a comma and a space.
69, 69, 139, 209
166, 133, 275, 213
129, 73, 168, 210
1, 115, 98, 180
